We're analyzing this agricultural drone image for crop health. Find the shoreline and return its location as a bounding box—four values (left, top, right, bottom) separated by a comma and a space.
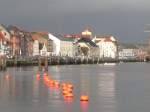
6, 58, 149, 67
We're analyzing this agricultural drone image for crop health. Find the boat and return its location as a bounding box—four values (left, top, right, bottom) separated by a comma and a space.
103, 63, 116, 66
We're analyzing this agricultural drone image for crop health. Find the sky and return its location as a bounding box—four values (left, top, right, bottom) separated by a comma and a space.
0, 0, 150, 43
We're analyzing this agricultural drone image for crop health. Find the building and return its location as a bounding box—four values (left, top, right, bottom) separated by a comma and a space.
48, 34, 75, 57
32, 32, 51, 57
0, 24, 10, 41
119, 49, 136, 60
33, 40, 39, 56
40, 43, 47, 56
75, 37, 99, 57
93, 36, 117, 59
0, 24, 11, 57
118, 43, 149, 61
7, 25, 33, 58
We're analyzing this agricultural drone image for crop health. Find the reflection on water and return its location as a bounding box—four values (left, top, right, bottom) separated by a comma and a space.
80, 70, 90, 95
81, 101, 89, 112
98, 71, 116, 112
0, 65, 118, 112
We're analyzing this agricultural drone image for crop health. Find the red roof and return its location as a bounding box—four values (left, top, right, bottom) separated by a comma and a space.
104, 37, 113, 42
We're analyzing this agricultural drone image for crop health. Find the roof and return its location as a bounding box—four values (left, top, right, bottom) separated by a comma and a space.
52, 34, 75, 42
94, 36, 117, 45
32, 32, 49, 40
96, 35, 112, 38
77, 38, 98, 47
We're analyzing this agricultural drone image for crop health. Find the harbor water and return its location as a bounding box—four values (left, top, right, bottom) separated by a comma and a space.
0, 63, 150, 112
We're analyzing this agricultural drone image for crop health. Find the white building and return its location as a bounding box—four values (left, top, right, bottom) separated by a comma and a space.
93, 36, 117, 59
119, 49, 135, 60
48, 34, 75, 57
33, 40, 39, 56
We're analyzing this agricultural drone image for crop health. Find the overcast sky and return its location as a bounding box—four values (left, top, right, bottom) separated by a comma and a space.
0, 0, 150, 43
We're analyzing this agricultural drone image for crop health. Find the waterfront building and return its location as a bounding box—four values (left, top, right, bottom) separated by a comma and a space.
93, 36, 117, 59
0, 25, 11, 57
40, 43, 47, 56
32, 32, 51, 56
33, 40, 39, 56
119, 48, 149, 61
75, 37, 99, 57
48, 34, 75, 57
118, 43, 150, 61
7, 25, 33, 58
119, 49, 136, 60
0, 25, 10, 41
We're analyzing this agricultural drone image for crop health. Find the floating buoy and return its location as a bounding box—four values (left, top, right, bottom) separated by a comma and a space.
62, 83, 74, 89
80, 95, 89, 101
62, 90, 73, 95
67, 84, 73, 89
62, 86, 71, 90
53, 81, 60, 88
49, 80, 54, 86
62, 83, 67, 87
63, 88, 73, 92
62, 90, 69, 95
65, 93, 74, 98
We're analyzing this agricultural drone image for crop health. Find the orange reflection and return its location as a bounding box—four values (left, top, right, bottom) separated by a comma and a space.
5, 74, 11, 80
36, 74, 40, 80
80, 101, 89, 112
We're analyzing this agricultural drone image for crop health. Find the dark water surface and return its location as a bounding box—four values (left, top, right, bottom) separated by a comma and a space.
0, 63, 150, 112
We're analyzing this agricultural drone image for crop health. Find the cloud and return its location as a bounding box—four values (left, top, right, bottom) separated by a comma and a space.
0, 0, 150, 42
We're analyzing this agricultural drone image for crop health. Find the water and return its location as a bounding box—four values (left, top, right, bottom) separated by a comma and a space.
0, 63, 150, 112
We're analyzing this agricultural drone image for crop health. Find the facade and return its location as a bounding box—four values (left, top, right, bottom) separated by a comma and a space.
33, 40, 39, 56
40, 43, 47, 56
32, 32, 51, 56
0, 25, 10, 41
48, 33, 75, 57
0, 25, 11, 57
7, 25, 33, 58
119, 49, 136, 60
75, 37, 98, 57
119, 48, 149, 61
93, 36, 117, 59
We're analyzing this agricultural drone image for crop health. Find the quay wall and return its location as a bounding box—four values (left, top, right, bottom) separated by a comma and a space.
5, 56, 149, 67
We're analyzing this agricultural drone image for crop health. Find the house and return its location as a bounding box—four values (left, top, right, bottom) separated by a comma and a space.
75, 37, 99, 57
119, 49, 136, 60
0, 24, 10, 41
33, 40, 39, 56
48, 33, 75, 57
40, 43, 47, 56
32, 32, 51, 57
7, 25, 33, 58
0, 24, 11, 57
118, 43, 149, 61
93, 36, 117, 59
